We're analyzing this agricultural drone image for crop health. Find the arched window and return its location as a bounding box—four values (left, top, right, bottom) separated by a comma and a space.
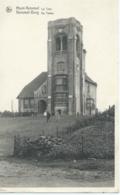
55, 34, 67, 51
62, 35, 67, 50
56, 37, 61, 51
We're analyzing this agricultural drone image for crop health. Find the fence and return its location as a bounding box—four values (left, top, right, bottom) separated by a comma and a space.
0, 135, 14, 157
13, 130, 114, 159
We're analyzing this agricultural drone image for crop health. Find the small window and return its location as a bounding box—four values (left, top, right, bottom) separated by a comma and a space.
29, 99, 34, 108
24, 99, 29, 108
57, 62, 64, 72
62, 36, 67, 50
87, 85, 90, 94
55, 77, 67, 85
55, 78, 63, 85
55, 85, 67, 92
54, 93, 67, 105
56, 37, 61, 51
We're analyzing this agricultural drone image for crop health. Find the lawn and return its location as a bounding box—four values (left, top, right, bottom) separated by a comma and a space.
0, 115, 76, 137
0, 114, 114, 159
0, 115, 115, 188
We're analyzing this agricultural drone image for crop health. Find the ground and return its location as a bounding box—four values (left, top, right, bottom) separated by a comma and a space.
0, 117, 114, 188
0, 157, 114, 187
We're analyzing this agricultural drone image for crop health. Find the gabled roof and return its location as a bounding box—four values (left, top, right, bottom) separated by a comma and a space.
17, 71, 97, 99
85, 73, 97, 86
17, 72, 47, 98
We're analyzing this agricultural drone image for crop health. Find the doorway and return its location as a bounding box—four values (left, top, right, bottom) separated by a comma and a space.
38, 100, 47, 114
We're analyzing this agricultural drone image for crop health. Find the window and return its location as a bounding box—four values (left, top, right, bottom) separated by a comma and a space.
54, 77, 67, 92
54, 93, 68, 106
56, 37, 61, 51
86, 98, 95, 114
55, 85, 67, 92
87, 85, 90, 94
24, 99, 29, 108
62, 36, 67, 50
55, 77, 67, 85
57, 62, 64, 72
55, 34, 67, 51
29, 99, 34, 108
23, 99, 34, 108
55, 78, 63, 85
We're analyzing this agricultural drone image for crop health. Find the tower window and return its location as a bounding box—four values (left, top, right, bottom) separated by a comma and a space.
56, 37, 61, 51
62, 36, 67, 50
54, 76, 68, 93
57, 62, 64, 72
54, 93, 67, 105
55, 34, 67, 51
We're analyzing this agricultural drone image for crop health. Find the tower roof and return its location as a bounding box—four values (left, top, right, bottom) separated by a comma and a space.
48, 17, 83, 29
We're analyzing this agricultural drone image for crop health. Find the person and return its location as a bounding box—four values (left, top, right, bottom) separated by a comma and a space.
46, 111, 51, 122
57, 109, 61, 120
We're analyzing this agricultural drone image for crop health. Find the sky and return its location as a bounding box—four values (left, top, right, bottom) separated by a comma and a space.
0, 0, 118, 112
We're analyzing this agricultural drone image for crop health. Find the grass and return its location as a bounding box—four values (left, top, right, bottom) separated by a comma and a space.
0, 113, 114, 159
0, 115, 77, 137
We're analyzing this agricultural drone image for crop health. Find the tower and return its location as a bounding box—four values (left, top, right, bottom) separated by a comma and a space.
47, 17, 85, 115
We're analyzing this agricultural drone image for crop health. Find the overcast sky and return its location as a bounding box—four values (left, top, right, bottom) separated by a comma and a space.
0, 0, 118, 112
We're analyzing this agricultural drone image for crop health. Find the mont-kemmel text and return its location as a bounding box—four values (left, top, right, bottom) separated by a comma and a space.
16, 6, 54, 15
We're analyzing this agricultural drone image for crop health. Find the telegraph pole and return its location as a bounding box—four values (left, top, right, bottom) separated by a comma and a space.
11, 100, 14, 117
11, 100, 13, 113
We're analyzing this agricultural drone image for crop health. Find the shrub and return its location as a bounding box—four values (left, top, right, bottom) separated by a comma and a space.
1, 110, 14, 117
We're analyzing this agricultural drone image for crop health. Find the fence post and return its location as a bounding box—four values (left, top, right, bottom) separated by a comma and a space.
105, 133, 108, 159
81, 135, 84, 154
13, 135, 16, 156
70, 127, 72, 136
42, 130, 45, 136
56, 127, 58, 137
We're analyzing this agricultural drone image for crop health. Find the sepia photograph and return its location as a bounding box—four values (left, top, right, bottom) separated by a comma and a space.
0, 0, 119, 192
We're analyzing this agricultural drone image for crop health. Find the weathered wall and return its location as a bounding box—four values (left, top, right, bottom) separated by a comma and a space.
47, 18, 84, 115
85, 82, 97, 115
18, 99, 34, 113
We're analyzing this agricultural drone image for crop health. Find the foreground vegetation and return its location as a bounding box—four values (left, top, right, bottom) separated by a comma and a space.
11, 106, 114, 160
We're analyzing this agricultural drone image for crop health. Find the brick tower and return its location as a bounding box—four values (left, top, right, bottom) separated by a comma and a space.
47, 17, 86, 115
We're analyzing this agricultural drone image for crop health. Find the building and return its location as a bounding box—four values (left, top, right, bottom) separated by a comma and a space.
17, 17, 97, 115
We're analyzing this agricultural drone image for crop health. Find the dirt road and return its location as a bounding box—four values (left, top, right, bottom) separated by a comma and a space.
0, 157, 114, 188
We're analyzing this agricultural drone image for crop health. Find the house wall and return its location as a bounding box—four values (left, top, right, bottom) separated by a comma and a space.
84, 82, 97, 115
34, 81, 47, 113
18, 98, 34, 113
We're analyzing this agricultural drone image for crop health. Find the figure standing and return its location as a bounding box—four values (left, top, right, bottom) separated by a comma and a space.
46, 111, 50, 122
